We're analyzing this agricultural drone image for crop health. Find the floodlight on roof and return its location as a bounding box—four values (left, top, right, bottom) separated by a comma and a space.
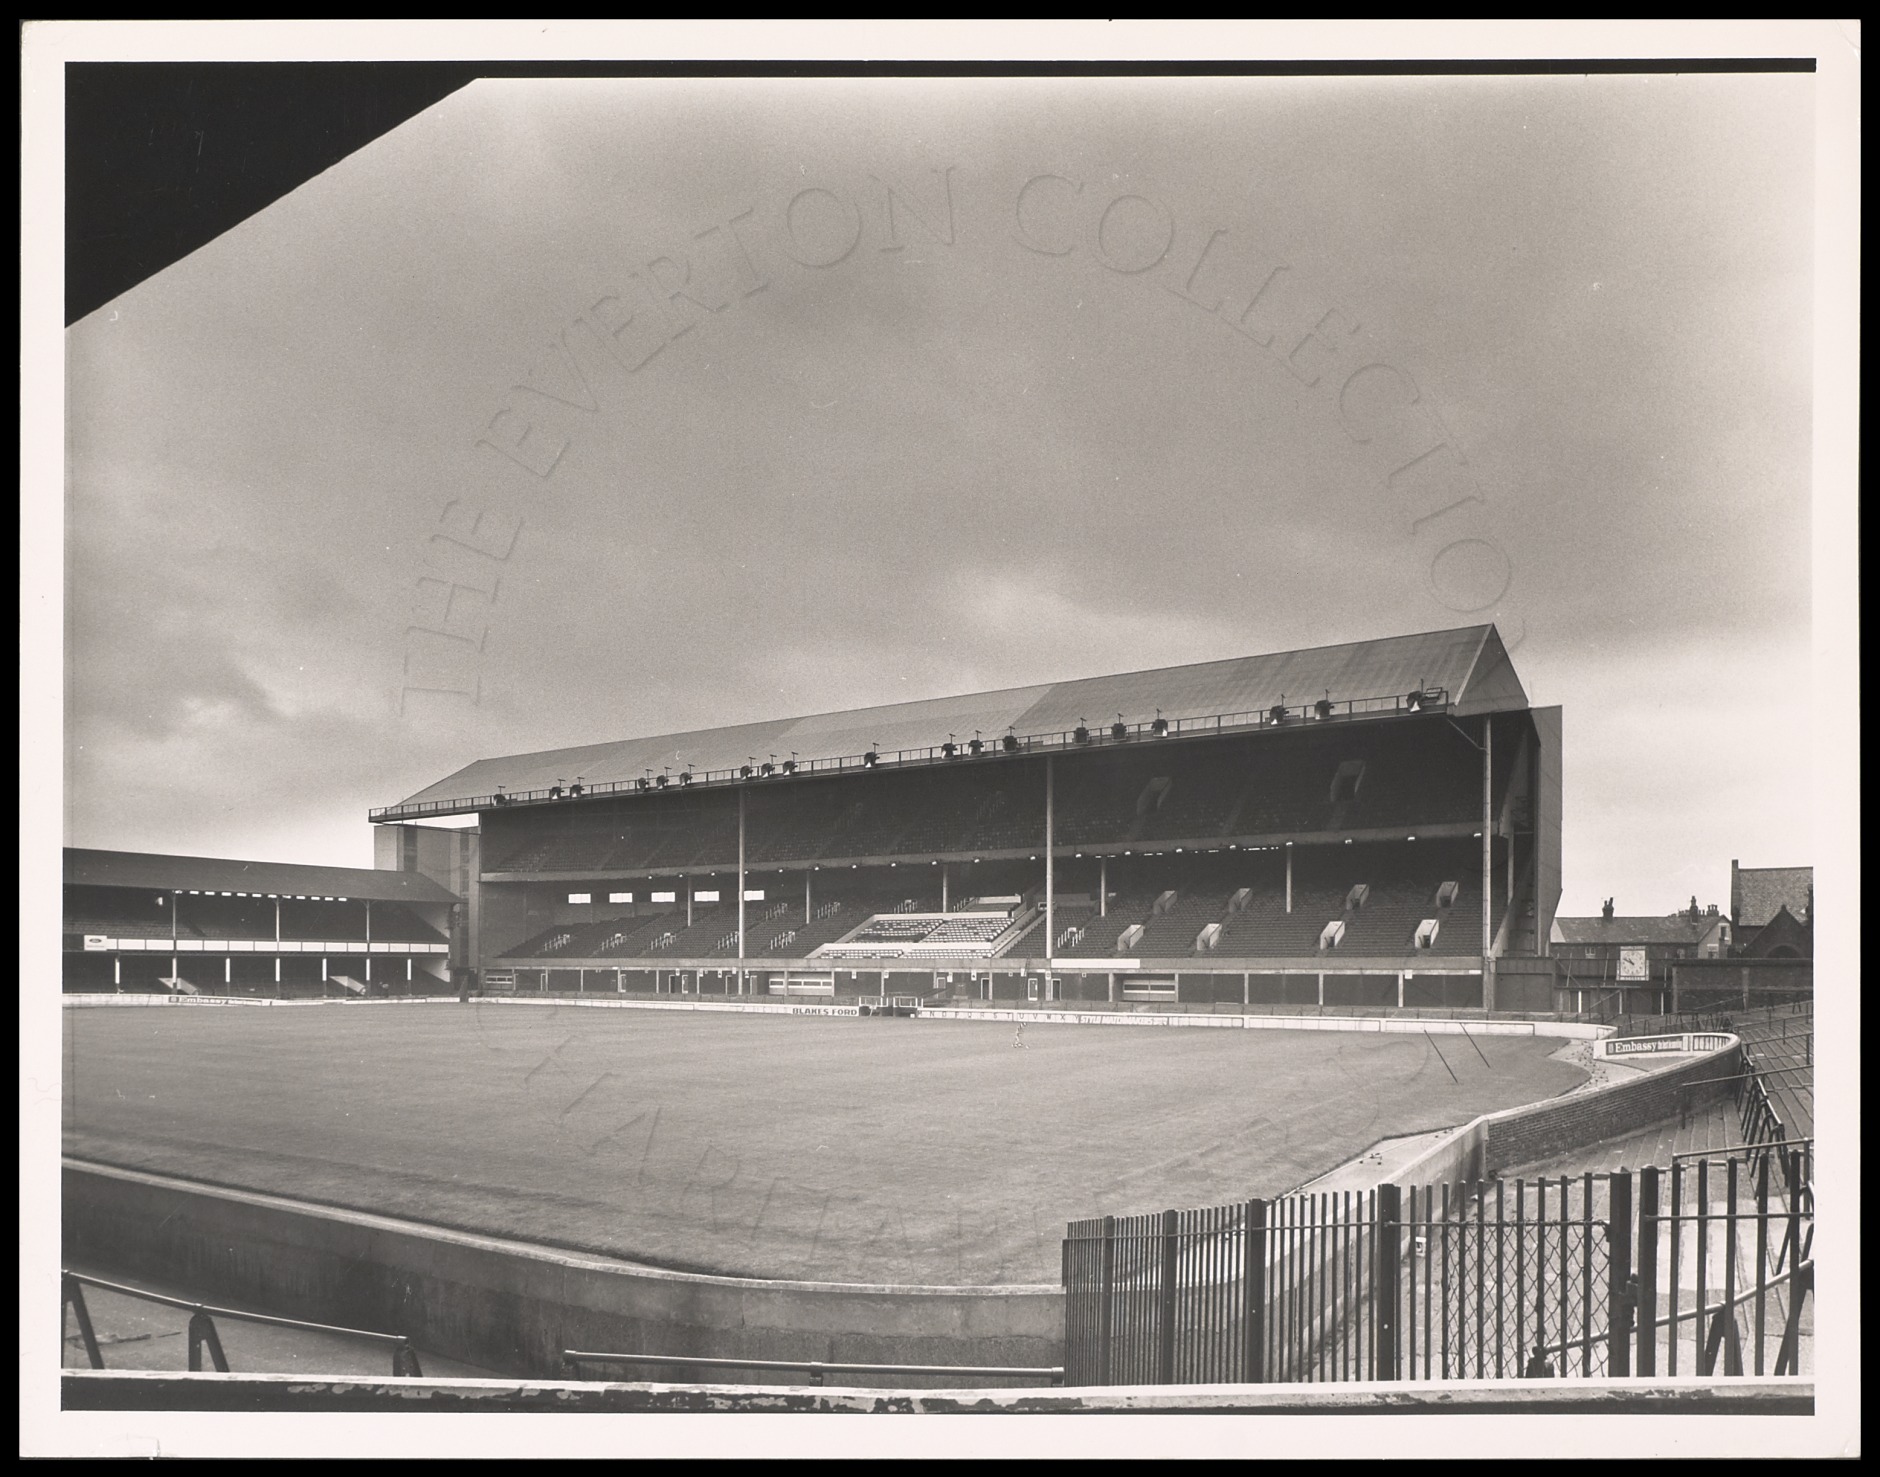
1112, 715, 1128, 741
1074, 719, 1090, 745
1315, 693, 1334, 720
1151, 708, 1168, 737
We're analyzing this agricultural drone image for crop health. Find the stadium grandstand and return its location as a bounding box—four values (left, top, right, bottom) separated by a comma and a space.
371, 624, 1563, 1012
62, 849, 459, 997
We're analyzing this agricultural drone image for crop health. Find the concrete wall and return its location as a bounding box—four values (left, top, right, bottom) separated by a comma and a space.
1387, 1037, 1741, 1190
1494, 955, 1557, 1014
1481, 1042, 1741, 1174
1531, 704, 1564, 952
63, 1162, 1061, 1386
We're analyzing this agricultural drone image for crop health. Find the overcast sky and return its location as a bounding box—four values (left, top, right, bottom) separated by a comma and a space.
63, 70, 1819, 916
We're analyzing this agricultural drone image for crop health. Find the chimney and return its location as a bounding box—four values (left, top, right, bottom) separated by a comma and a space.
1602, 898, 1614, 920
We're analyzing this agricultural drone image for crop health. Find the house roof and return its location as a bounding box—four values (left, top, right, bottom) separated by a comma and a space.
387, 623, 1530, 815
1551, 915, 1719, 947
1732, 865, 1812, 930
63, 848, 459, 904
1741, 904, 1812, 959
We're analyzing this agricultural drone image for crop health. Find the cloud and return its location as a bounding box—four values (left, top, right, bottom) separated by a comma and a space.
60, 74, 1819, 902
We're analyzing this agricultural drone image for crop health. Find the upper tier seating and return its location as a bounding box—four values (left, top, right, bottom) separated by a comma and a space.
479, 718, 1502, 876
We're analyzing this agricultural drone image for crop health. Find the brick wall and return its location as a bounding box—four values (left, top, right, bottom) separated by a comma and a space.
1670, 959, 1812, 1012
1484, 1043, 1742, 1175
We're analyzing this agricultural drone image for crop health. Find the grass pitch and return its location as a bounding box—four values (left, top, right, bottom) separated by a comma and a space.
62, 1003, 1584, 1286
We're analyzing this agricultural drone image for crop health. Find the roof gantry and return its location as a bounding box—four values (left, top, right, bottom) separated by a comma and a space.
380, 624, 1531, 821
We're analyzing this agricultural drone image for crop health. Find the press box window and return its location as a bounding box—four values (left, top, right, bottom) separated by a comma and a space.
609, 892, 633, 904
651, 891, 677, 903
568, 893, 592, 905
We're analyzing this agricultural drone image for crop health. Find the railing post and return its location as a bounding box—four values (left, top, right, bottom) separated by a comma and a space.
1608, 1170, 1634, 1376
1157, 1209, 1179, 1385
1242, 1199, 1267, 1384
1099, 1215, 1116, 1387
62, 1275, 104, 1370
1721, 1157, 1743, 1375
187, 1309, 229, 1373
1636, 1167, 1659, 1376
1375, 1184, 1401, 1381
1775, 1255, 1810, 1377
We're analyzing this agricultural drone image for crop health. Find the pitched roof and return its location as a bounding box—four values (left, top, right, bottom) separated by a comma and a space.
1740, 905, 1811, 959
1732, 865, 1812, 930
1552, 915, 1717, 947
64, 848, 459, 904
389, 624, 1529, 814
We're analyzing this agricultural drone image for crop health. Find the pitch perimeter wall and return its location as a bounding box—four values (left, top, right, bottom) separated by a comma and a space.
62, 1161, 1061, 1388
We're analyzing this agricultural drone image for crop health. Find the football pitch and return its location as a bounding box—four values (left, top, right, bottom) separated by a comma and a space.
62, 1003, 1586, 1286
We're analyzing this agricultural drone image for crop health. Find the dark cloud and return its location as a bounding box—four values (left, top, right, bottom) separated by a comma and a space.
65, 74, 1817, 914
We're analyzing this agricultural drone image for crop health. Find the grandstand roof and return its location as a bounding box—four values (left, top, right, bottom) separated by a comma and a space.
389, 624, 1529, 815
63, 848, 459, 904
